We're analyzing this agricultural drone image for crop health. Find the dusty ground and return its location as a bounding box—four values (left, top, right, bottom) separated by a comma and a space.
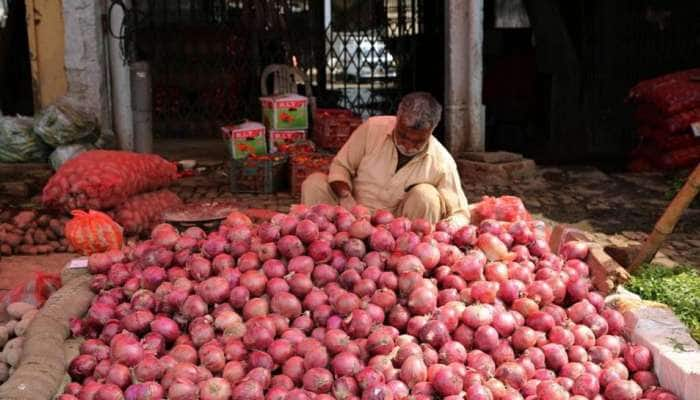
1, 140, 697, 292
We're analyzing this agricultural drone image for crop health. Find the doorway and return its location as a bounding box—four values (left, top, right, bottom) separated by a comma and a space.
0, 0, 34, 115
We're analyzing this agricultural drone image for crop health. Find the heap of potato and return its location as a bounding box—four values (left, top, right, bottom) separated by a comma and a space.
0, 302, 39, 383
0, 210, 72, 256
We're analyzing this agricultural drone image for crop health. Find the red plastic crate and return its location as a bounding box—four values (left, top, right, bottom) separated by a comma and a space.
290, 153, 334, 196
313, 109, 363, 151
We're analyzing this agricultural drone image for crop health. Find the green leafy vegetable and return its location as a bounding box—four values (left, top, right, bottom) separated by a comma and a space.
626, 263, 700, 343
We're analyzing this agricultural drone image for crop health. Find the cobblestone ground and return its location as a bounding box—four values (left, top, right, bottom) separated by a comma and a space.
171, 163, 700, 268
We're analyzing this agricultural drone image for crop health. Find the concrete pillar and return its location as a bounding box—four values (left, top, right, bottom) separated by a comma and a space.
63, 0, 111, 129
444, 0, 484, 154
108, 0, 134, 151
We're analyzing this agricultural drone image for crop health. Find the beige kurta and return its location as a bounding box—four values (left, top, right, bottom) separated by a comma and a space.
324, 115, 470, 224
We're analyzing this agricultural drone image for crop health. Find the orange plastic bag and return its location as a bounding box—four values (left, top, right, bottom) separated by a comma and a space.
65, 210, 124, 255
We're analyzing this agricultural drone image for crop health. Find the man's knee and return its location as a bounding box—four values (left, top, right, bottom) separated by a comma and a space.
402, 184, 443, 223
301, 172, 329, 193
301, 173, 334, 205
406, 184, 441, 205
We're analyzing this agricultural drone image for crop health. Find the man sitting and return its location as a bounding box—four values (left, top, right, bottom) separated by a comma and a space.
301, 92, 470, 225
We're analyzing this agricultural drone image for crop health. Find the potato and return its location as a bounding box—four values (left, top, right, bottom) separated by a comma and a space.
33, 229, 48, 244
0, 244, 10, 256
7, 302, 36, 320
12, 211, 36, 230
0, 326, 8, 347
46, 230, 57, 241
22, 232, 34, 246
4, 320, 17, 336
49, 219, 63, 236
3, 337, 23, 367
18, 245, 37, 255
0, 362, 8, 383
4, 233, 22, 247
37, 214, 50, 227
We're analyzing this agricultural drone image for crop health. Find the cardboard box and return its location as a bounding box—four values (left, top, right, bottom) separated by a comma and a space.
268, 129, 307, 153
221, 121, 267, 159
261, 94, 309, 130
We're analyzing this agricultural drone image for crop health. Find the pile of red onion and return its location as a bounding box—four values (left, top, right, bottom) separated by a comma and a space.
60, 204, 679, 400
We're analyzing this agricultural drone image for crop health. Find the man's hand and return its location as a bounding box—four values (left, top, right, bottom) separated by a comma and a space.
330, 181, 356, 210
339, 193, 357, 210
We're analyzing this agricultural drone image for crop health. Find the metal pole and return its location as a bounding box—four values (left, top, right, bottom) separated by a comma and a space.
130, 61, 153, 153
108, 0, 135, 151
444, 0, 484, 154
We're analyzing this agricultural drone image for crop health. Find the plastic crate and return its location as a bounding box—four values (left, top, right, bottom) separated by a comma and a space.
229, 153, 289, 194
290, 153, 334, 196
313, 109, 363, 150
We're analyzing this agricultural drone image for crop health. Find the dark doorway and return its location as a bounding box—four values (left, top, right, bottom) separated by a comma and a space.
0, 0, 34, 115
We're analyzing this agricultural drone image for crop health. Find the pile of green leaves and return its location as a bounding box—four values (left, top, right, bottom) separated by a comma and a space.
625, 264, 700, 342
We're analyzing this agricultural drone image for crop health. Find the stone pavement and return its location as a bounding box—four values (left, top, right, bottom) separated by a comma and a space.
168, 163, 700, 268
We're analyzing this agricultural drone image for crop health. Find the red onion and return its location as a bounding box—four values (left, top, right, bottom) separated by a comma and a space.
602, 309, 625, 336
430, 366, 462, 396
69, 354, 97, 380
572, 372, 600, 398
527, 311, 555, 332
623, 345, 652, 372
468, 349, 496, 378
110, 332, 144, 367
560, 241, 590, 260
278, 235, 306, 259
632, 370, 658, 390
604, 379, 642, 400
439, 341, 467, 364
302, 368, 333, 394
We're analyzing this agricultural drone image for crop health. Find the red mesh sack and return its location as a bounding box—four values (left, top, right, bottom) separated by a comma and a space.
655, 145, 700, 171
629, 68, 700, 102
628, 69, 700, 115
112, 190, 183, 236
0, 272, 61, 320
473, 195, 532, 224
65, 210, 124, 255
42, 150, 178, 212
635, 104, 700, 134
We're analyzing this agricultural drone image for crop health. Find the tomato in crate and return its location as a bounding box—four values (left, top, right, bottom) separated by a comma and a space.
290, 153, 334, 196
312, 109, 363, 151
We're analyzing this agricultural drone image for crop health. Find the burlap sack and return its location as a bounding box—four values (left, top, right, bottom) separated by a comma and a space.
0, 267, 93, 400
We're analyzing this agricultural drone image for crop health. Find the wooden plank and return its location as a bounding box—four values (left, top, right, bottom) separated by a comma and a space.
24, 0, 67, 108
24, 0, 40, 108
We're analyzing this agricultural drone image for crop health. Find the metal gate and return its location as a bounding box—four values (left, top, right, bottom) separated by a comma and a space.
322, 0, 425, 117
118, 0, 426, 137
120, 0, 320, 138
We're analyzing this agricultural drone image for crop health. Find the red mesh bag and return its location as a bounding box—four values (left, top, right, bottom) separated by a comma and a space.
473, 195, 532, 224
65, 210, 124, 255
42, 150, 178, 212
628, 69, 700, 115
112, 190, 183, 236
635, 104, 700, 133
0, 272, 61, 319
655, 145, 700, 170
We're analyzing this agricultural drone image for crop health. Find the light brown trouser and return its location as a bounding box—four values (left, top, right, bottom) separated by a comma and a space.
301, 173, 444, 223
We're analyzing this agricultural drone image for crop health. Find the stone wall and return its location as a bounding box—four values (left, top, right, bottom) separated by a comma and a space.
62, 0, 111, 128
